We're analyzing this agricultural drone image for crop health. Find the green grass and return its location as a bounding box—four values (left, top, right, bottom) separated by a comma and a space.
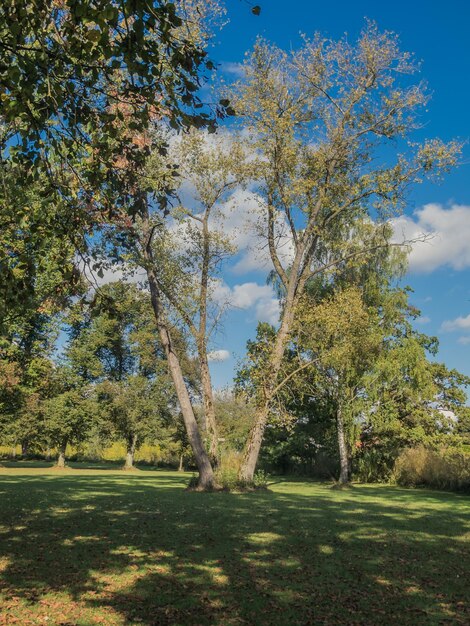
0, 464, 468, 625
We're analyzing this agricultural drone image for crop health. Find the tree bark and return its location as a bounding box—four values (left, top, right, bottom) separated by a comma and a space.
199, 349, 219, 462
56, 440, 67, 469
178, 453, 184, 472
239, 309, 295, 482
144, 262, 217, 490
197, 209, 219, 463
123, 433, 137, 470
336, 404, 350, 484
238, 402, 269, 482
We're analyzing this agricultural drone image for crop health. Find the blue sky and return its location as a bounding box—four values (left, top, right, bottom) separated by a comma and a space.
200, 0, 470, 388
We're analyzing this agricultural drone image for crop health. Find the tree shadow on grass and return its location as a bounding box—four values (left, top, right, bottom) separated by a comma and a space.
0, 460, 54, 469
0, 472, 468, 625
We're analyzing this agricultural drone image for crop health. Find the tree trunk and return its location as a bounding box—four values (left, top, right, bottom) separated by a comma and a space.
56, 440, 67, 469
123, 434, 137, 470
178, 453, 184, 472
336, 404, 349, 484
145, 264, 217, 490
197, 209, 219, 464
21, 440, 29, 457
239, 309, 295, 482
11, 444, 16, 459
239, 403, 269, 482
199, 351, 219, 462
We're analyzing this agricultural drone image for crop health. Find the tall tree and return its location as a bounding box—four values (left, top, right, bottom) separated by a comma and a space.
228, 23, 460, 481
294, 287, 382, 483
146, 129, 250, 461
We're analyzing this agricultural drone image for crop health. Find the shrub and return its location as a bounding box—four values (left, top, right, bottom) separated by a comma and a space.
253, 469, 270, 489
215, 449, 242, 490
354, 448, 396, 483
213, 450, 270, 491
393, 446, 470, 492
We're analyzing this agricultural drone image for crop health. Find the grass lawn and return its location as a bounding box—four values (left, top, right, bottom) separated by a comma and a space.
0, 464, 468, 625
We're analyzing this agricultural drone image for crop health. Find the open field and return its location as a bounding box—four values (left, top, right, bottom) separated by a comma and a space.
0, 464, 468, 625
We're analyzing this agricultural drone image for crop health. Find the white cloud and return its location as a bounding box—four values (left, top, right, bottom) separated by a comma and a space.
415, 315, 431, 325
219, 61, 246, 78
255, 297, 280, 325
442, 314, 470, 347
392, 203, 470, 273
211, 280, 280, 325
231, 282, 273, 308
207, 349, 231, 362
441, 314, 470, 332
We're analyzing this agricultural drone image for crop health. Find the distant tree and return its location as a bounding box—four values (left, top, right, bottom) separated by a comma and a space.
44, 378, 96, 468
98, 375, 172, 470
65, 282, 179, 468
0, 310, 60, 455
213, 391, 255, 453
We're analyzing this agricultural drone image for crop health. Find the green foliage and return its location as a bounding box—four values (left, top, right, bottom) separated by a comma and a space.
394, 446, 470, 492
237, 240, 470, 484
253, 469, 269, 488
98, 375, 172, 452
43, 385, 97, 450
0, 311, 60, 452
354, 447, 399, 483
0, 162, 81, 331
0, 0, 225, 332
214, 448, 242, 489
212, 449, 269, 490
64, 281, 180, 457
214, 392, 255, 452
0, 0, 221, 181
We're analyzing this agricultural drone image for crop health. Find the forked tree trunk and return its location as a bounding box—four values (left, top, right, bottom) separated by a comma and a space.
123, 434, 137, 470
56, 440, 67, 469
336, 404, 350, 484
145, 264, 217, 490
